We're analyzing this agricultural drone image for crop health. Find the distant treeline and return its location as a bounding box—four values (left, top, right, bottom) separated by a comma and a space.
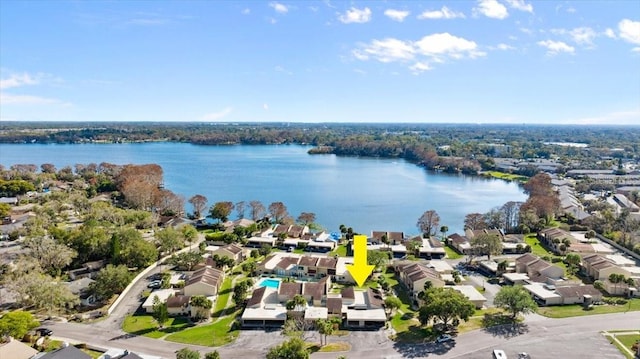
1, 122, 638, 173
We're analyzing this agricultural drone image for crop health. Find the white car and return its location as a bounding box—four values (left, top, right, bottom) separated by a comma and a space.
436, 334, 453, 343
518, 353, 531, 359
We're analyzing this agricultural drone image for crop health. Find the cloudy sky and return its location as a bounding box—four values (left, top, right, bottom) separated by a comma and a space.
1, 1, 639, 124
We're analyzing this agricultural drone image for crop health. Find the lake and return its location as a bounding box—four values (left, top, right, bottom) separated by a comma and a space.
0, 143, 527, 235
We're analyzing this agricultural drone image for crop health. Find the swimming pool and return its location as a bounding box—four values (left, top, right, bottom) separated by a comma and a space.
258, 278, 281, 289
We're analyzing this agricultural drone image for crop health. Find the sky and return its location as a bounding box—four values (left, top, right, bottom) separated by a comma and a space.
0, 1, 639, 125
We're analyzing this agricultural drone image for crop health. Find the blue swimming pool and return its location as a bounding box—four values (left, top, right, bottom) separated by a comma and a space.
258, 278, 281, 289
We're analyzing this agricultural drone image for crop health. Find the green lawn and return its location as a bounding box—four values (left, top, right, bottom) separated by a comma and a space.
213, 277, 233, 315
122, 315, 194, 338
524, 234, 554, 257
444, 245, 463, 259
331, 244, 348, 257
606, 333, 640, 359
165, 310, 240, 346
482, 171, 529, 183
538, 298, 640, 318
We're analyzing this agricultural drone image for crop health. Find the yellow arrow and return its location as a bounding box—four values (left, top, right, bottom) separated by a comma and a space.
346, 234, 375, 287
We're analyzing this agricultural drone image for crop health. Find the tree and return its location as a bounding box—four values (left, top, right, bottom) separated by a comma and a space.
176, 347, 200, 359
417, 210, 440, 237
249, 200, 266, 221
120, 237, 158, 268
233, 280, 251, 307
152, 295, 169, 328
0, 203, 10, 218
497, 260, 508, 276
418, 287, 475, 331
316, 318, 335, 346
470, 233, 503, 260
367, 250, 389, 272
464, 213, 487, 230
439, 225, 448, 241
90, 264, 132, 300
297, 212, 316, 225
266, 337, 309, 359
0, 311, 40, 339
190, 295, 213, 320
268, 202, 288, 224
235, 200, 246, 219
564, 253, 581, 276
609, 273, 626, 294
168, 251, 203, 271
593, 280, 605, 293
22, 236, 77, 277
189, 194, 208, 219
155, 226, 185, 256
204, 352, 221, 359
484, 208, 505, 230
384, 296, 402, 316
501, 201, 522, 234
493, 285, 537, 319
9, 272, 79, 313
181, 224, 198, 249
209, 201, 234, 223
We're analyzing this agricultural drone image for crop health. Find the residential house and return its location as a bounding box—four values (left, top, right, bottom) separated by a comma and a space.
344, 288, 386, 328
166, 295, 191, 316
210, 243, 244, 264
446, 285, 487, 309
183, 267, 224, 297
65, 277, 96, 306
0, 337, 39, 359
316, 257, 338, 277
37, 344, 91, 359
241, 287, 287, 328
277, 282, 303, 303
303, 276, 329, 306
514, 253, 564, 285
142, 289, 177, 313
581, 254, 631, 281
395, 262, 445, 300
274, 257, 302, 277
68, 260, 107, 280
287, 225, 308, 238
98, 348, 162, 359
448, 233, 471, 254
298, 256, 319, 277
326, 297, 343, 317
554, 285, 603, 305
272, 224, 290, 237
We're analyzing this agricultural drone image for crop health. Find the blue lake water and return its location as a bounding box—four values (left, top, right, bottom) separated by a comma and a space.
0, 142, 527, 235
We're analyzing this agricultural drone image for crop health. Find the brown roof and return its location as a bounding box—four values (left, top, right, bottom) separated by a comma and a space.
222, 244, 243, 255
186, 267, 224, 287
341, 287, 355, 299
555, 285, 601, 298
166, 295, 191, 308
428, 237, 444, 248
515, 253, 539, 265
317, 257, 337, 269
371, 231, 386, 241
298, 256, 319, 267
247, 286, 267, 307
448, 233, 468, 245
279, 282, 302, 298
591, 261, 615, 270
288, 225, 305, 238
326, 297, 342, 313
388, 232, 404, 242
568, 243, 593, 253
526, 259, 552, 273
273, 224, 290, 236
402, 263, 441, 283
275, 257, 300, 270
367, 288, 384, 308
582, 253, 605, 264
303, 282, 324, 301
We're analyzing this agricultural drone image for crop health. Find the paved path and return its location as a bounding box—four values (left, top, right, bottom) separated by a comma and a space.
47, 310, 640, 359
602, 330, 640, 358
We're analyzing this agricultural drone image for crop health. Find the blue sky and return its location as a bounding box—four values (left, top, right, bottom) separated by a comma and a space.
1, 1, 639, 124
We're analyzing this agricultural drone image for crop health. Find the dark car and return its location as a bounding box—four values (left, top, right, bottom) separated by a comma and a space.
36, 328, 53, 336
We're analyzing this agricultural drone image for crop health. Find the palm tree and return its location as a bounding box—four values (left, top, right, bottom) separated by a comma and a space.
440, 226, 449, 241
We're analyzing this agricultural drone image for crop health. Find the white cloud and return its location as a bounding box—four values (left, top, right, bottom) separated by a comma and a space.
553, 27, 597, 46
0, 93, 59, 105
618, 19, 640, 45
384, 9, 410, 22
415, 33, 485, 59
474, 0, 508, 20
263, 103, 269, 111
269, 2, 288, 14
409, 62, 432, 74
537, 40, 575, 55
200, 107, 233, 121
352, 38, 415, 63
496, 43, 515, 50
504, 0, 533, 13
338, 7, 371, 24
241, 8, 250, 15
604, 28, 617, 39
418, 6, 465, 20
0, 72, 40, 89
566, 7, 576, 13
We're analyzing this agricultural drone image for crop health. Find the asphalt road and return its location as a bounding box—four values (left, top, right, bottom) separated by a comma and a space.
47, 311, 640, 359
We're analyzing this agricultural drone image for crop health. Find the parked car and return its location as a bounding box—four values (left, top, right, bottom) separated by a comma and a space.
518, 353, 531, 359
436, 334, 453, 343
35, 328, 53, 336
492, 349, 508, 359
147, 280, 162, 289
